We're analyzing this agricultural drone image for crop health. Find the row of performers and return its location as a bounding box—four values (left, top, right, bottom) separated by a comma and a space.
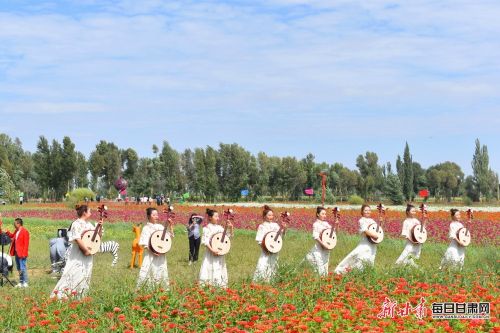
51, 204, 471, 299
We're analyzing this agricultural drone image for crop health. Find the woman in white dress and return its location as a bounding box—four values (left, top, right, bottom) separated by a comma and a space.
334, 204, 380, 274
199, 208, 233, 288
51, 205, 101, 299
253, 205, 287, 282
306, 207, 333, 276
395, 204, 422, 267
136, 207, 173, 290
440, 209, 466, 269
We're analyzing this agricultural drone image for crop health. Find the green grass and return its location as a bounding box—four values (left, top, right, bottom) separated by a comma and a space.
0, 217, 497, 290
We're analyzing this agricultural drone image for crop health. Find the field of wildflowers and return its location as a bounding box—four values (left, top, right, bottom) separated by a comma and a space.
0, 203, 497, 332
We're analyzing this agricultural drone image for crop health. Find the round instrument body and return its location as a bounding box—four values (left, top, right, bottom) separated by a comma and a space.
367, 223, 384, 244
456, 228, 471, 247
410, 224, 428, 244
319, 228, 337, 250
262, 231, 283, 254
210, 232, 231, 256
149, 230, 172, 254
81, 229, 102, 255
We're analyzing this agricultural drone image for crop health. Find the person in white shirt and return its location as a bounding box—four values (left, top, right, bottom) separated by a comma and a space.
136, 207, 173, 290
199, 209, 233, 288
440, 209, 466, 269
305, 207, 334, 276
334, 205, 380, 274
395, 204, 422, 267
253, 205, 287, 282
51, 205, 101, 298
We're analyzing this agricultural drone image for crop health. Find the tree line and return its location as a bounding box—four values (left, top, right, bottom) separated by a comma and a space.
0, 133, 498, 204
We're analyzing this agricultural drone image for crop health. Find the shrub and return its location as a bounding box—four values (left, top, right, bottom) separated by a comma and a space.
348, 195, 364, 205
0, 167, 17, 203
66, 188, 95, 208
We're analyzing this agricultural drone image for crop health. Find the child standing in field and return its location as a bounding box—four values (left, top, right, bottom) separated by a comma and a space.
334, 204, 379, 274
253, 205, 286, 282
0, 214, 30, 287
395, 204, 422, 267
440, 209, 466, 269
305, 207, 333, 276
51, 205, 101, 298
136, 207, 173, 290
199, 208, 233, 287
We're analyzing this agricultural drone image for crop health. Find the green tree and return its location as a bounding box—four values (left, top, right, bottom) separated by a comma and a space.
356, 152, 383, 200
384, 173, 404, 204
159, 141, 182, 195
193, 148, 206, 198
217, 143, 252, 200
402, 142, 414, 201
74, 152, 89, 188
426, 162, 464, 202
33, 136, 52, 199
279, 157, 306, 200
88, 140, 122, 194
0, 167, 17, 203
204, 146, 219, 201
121, 148, 139, 180
61, 136, 78, 193
180, 149, 195, 193
471, 139, 494, 201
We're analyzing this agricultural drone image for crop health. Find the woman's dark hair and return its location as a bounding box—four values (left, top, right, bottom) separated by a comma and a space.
450, 208, 459, 218
360, 204, 370, 215
406, 204, 415, 216
206, 208, 217, 218
75, 204, 89, 218
316, 206, 326, 217
188, 213, 196, 224
14, 218, 23, 226
262, 205, 273, 219
146, 207, 157, 218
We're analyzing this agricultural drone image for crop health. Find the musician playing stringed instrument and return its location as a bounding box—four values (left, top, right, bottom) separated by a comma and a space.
136, 207, 173, 290
305, 206, 337, 276
395, 204, 423, 267
199, 208, 233, 288
334, 204, 379, 275
51, 204, 101, 299
253, 205, 286, 283
440, 208, 467, 269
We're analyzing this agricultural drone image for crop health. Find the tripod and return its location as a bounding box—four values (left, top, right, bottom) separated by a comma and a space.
0, 232, 14, 287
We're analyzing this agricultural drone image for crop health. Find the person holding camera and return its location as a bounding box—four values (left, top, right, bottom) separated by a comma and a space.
187, 213, 203, 265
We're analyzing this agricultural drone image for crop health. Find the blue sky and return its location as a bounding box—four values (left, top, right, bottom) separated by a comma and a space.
0, 0, 499, 175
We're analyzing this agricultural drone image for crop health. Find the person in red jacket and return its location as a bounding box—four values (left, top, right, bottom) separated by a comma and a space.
1, 216, 30, 287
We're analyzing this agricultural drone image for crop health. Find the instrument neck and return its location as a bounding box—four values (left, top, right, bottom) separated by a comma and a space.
221, 220, 229, 242
91, 222, 102, 242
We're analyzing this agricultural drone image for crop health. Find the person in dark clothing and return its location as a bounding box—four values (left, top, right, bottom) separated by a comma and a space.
187, 214, 203, 265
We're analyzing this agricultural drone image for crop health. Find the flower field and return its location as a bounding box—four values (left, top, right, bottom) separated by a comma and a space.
2, 203, 499, 245
2, 270, 498, 333
0, 203, 498, 332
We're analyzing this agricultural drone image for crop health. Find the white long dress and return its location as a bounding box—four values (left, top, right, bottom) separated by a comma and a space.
51, 218, 95, 299
440, 221, 466, 269
395, 218, 422, 267
253, 222, 281, 282
136, 222, 170, 290
334, 217, 377, 274
199, 223, 228, 288
306, 220, 332, 276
